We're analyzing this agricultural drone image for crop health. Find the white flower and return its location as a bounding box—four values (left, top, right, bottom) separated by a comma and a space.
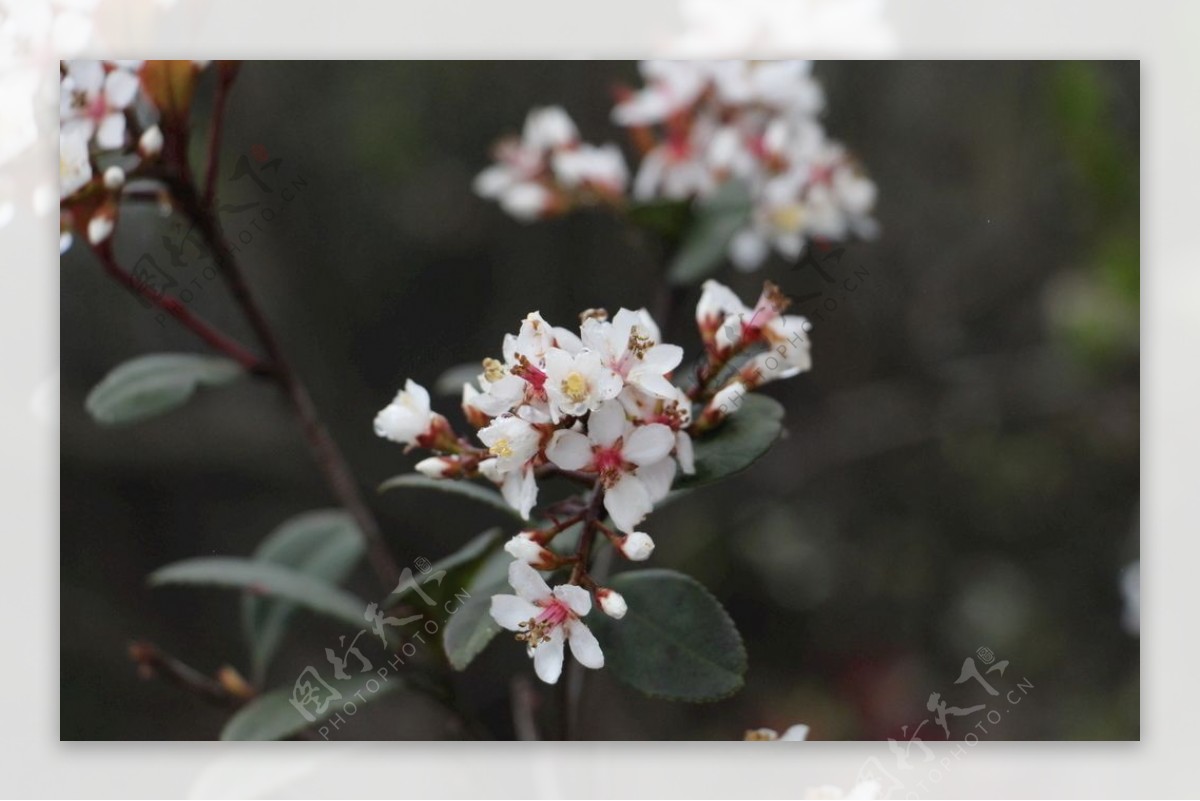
477, 411, 542, 473
581, 308, 682, 399
60, 60, 140, 151
619, 531, 655, 561
597, 588, 627, 619
490, 561, 603, 684
543, 347, 623, 421
546, 400, 675, 532
612, 61, 712, 126
522, 106, 578, 151
374, 379, 437, 445
617, 384, 695, 475
478, 457, 539, 520
745, 723, 809, 741
551, 143, 628, 194
59, 127, 92, 199
504, 532, 556, 569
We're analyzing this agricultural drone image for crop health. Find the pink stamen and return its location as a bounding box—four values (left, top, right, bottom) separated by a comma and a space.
537, 598, 571, 626
593, 445, 624, 473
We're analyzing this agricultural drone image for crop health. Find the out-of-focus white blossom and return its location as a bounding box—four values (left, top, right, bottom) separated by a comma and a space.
60, 59, 140, 151
374, 379, 439, 446
475, 105, 627, 221
489, 560, 604, 684
59, 126, 92, 199
612, 59, 876, 270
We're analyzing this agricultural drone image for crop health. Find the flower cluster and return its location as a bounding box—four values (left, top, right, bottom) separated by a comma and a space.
473, 106, 628, 221
375, 280, 810, 683
475, 60, 877, 272
59, 59, 212, 253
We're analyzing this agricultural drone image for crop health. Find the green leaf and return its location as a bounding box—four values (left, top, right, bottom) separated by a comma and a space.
220, 669, 404, 741
441, 545, 514, 671
386, 527, 502, 608
667, 180, 753, 286
150, 557, 370, 633
627, 198, 693, 242
434, 361, 483, 395
589, 569, 746, 702
379, 474, 523, 521
85, 353, 244, 425
241, 510, 365, 685
677, 394, 785, 489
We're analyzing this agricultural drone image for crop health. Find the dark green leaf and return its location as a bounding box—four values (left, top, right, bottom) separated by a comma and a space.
220, 669, 404, 741
667, 180, 753, 286
590, 569, 746, 702
241, 510, 365, 684
386, 527, 501, 608
627, 198, 693, 242
379, 474, 523, 521
434, 361, 483, 395
441, 545, 514, 670
677, 394, 785, 489
150, 557, 369, 632
85, 353, 244, 425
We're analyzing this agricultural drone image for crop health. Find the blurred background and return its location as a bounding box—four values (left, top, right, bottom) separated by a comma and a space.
60, 61, 1139, 741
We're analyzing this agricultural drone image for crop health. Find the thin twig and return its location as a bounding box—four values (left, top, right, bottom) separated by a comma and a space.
171, 173, 402, 590
90, 241, 267, 374
202, 64, 238, 209
128, 640, 242, 708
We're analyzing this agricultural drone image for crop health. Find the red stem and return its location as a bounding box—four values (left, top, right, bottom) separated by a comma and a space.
90, 240, 267, 374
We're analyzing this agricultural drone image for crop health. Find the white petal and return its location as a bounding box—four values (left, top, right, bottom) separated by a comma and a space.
546, 429, 593, 471
780, 724, 810, 741
473, 164, 514, 198
636, 457, 676, 503
94, 112, 125, 150
490, 594, 540, 631
501, 468, 539, 520
638, 343, 683, 375
730, 228, 769, 271
605, 473, 652, 533
507, 559, 552, 603
630, 371, 678, 399
533, 626, 566, 684
553, 584, 592, 617
103, 67, 140, 109
587, 400, 627, 446
622, 423, 675, 466
675, 431, 696, 475
552, 326, 583, 355
566, 620, 604, 669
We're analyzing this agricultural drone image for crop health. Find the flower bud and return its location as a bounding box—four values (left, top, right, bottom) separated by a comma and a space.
504, 532, 555, 569
138, 125, 164, 159
102, 166, 125, 191
415, 456, 453, 479
620, 531, 655, 561
86, 213, 115, 245
597, 588, 627, 619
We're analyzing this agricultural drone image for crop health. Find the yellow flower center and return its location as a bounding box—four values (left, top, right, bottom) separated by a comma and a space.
769, 203, 806, 233
561, 371, 589, 403
489, 438, 513, 458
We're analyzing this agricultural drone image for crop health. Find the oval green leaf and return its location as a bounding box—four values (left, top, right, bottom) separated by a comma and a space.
85, 353, 244, 425
220, 668, 404, 741
677, 394, 785, 489
150, 556, 370, 632
241, 510, 365, 684
441, 545, 514, 670
667, 180, 753, 286
589, 569, 747, 702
